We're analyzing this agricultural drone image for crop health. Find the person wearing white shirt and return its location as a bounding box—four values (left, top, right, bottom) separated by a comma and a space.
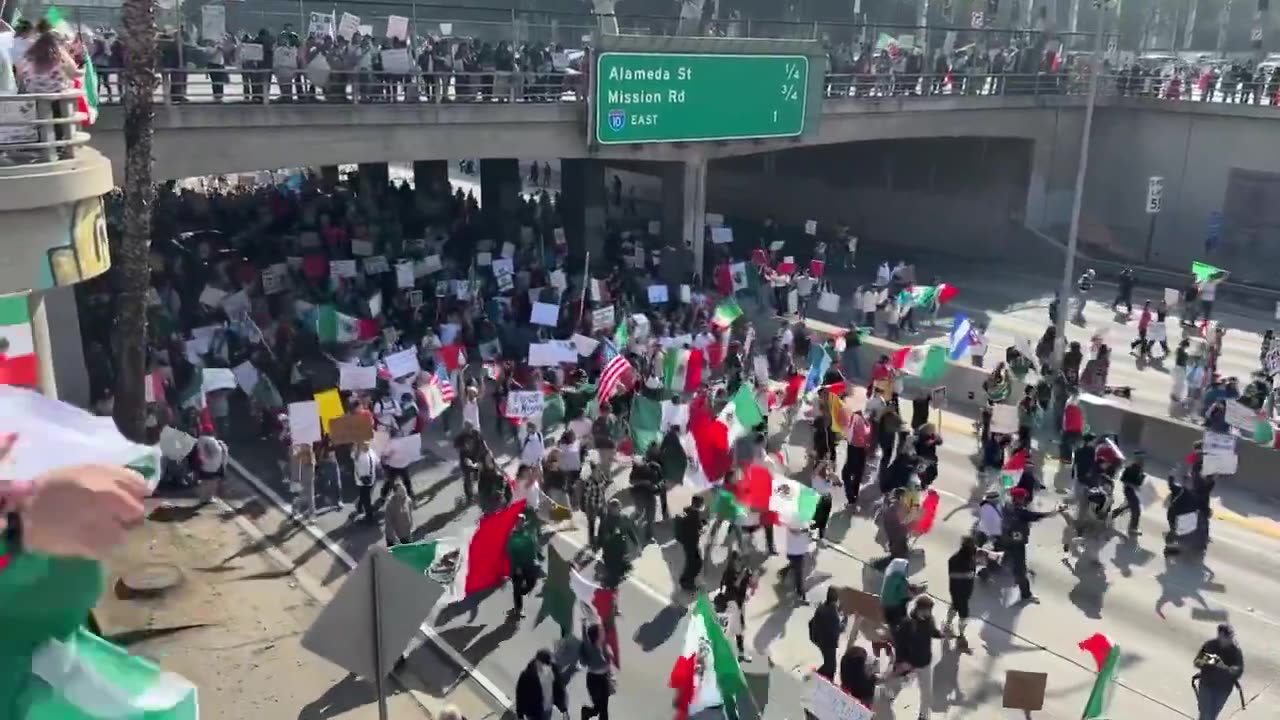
969, 323, 988, 368
876, 262, 892, 287
520, 421, 545, 482
352, 443, 378, 520
1199, 278, 1220, 322
778, 523, 811, 603
461, 385, 481, 430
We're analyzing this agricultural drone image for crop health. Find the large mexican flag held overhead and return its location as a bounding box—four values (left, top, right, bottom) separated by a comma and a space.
1079, 633, 1121, 720
891, 344, 948, 384
687, 399, 732, 487
669, 594, 748, 720
315, 304, 376, 343
390, 500, 527, 600
711, 299, 744, 329
901, 283, 958, 309
26, 627, 199, 719
1191, 261, 1228, 284
736, 463, 819, 527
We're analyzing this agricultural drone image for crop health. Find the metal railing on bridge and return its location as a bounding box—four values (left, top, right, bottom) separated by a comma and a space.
0, 92, 91, 166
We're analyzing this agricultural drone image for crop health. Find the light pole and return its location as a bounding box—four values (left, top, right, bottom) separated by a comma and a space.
1055, 0, 1109, 366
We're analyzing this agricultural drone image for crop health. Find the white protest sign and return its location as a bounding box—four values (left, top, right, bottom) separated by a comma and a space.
502, 241, 515, 258
339, 364, 378, 391
351, 239, 374, 256
201, 5, 225, 40
492, 258, 514, 278
381, 48, 411, 74
308, 11, 335, 36
396, 261, 415, 288
367, 291, 383, 318
330, 260, 358, 278
476, 252, 492, 267
1203, 449, 1238, 476
531, 302, 560, 327
1223, 400, 1257, 435
232, 361, 259, 395
384, 434, 423, 469
592, 306, 615, 331
705, 212, 724, 227
572, 334, 600, 356
358, 24, 373, 36
648, 285, 669, 304
383, 348, 421, 379
548, 340, 578, 363
554, 228, 566, 246
408, 290, 424, 308
648, 220, 660, 235
201, 367, 237, 394
496, 273, 515, 293
363, 256, 390, 275
439, 22, 453, 35
239, 43, 263, 62
423, 254, 442, 273
1165, 287, 1180, 307
385, 15, 409, 40
550, 270, 567, 291
803, 672, 873, 720
505, 391, 545, 418
337, 12, 360, 40
198, 286, 228, 307
990, 404, 1018, 435
805, 219, 818, 235
527, 343, 561, 367
1266, 346, 1280, 376
711, 226, 734, 244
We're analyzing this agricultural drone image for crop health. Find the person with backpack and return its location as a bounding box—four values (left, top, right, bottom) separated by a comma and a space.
1193, 623, 1244, 720
809, 587, 846, 680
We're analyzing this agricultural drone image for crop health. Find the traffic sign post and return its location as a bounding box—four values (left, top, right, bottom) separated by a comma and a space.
1144, 176, 1163, 263
593, 52, 810, 145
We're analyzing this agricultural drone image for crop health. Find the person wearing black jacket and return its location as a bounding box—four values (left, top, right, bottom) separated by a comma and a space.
676, 496, 707, 592
628, 449, 664, 542
1193, 623, 1244, 720
1113, 266, 1136, 315
1003, 488, 1065, 603
840, 645, 879, 708
887, 596, 944, 719
515, 649, 568, 720
809, 587, 845, 680
1110, 453, 1146, 534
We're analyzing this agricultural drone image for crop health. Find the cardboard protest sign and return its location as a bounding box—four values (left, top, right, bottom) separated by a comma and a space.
803, 672, 872, 720
288, 401, 322, 444
648, 285, 669, 304
337, 11, 360, 40
329, 414, 374, 445
408, 290, 424, 308
314, 389, 345, 434
201, 368, 236, 394
506, 391, 544, 418
1002, 671, 1048, 711
592, 306, 615, 331
527, 343, 561, 367
385, 14, 409, 40
239, 43, 263, 62
396, 261, 414, 288
232, 361, 259, 395
711, 226, 733, 244
363, 256, 390, 275
492, 258, 514, 277
330, 260, 358, 278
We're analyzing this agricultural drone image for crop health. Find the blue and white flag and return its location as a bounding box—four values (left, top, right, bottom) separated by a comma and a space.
803, 343, 832, 394
948, 314, 973, 361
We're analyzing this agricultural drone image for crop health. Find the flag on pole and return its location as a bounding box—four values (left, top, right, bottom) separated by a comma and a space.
439, 343, 468, 372
421, 365, 454, 419
613, 320, 629, 350
390, 500, 526, 600
948, 313, 973, 361
736, 463, 819, 527
1191, 261, 1227, 284
802, 343, 832, 394
1078, 633, 1120, 719
664, 348, 705, 394
711, 299, 744, 329
1000, 448, 1029, 490
315, 305, 373, 343
687, 402, 732, 487
597, 341, 634, 406
542, 546, 621, 666
0, 294, 39, 388
669, 593, 748, 720
26, 627, 199, 720
891, 344, 947, 384
780, 373, 806, 407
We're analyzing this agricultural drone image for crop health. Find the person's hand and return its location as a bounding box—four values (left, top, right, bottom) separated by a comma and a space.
19, 465, 147, 560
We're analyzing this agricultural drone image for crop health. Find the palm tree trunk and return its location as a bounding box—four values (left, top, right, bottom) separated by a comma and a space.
112, 0, 158, 443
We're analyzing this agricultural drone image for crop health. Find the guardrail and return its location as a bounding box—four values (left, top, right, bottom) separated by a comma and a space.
95, 68, 585, 106
0, 91, 90, 165
823, 71, 1081, 98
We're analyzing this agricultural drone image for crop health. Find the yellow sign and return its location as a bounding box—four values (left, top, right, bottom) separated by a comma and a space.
314, 388, 345, 434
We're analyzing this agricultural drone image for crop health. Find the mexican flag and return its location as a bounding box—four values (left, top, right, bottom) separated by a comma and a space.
724, 384, 766, 435
891, 344, 947, 384
0, 294, 38, 387
687, 401, 732, 488
664, 348, 705, 394
630, 394, 663, 455
737, 463, 819, 527
779, 374, 806, 407
1001, 448, 1029, 490
1191, 261, 1228, 283
27, 627, 198, 719
315, 305, 375, 343
613, 320, 630, 350
390, 500, 526, 600
712, 299, 744, 329
669, 593, 748, 720
46, 7, 98, 125
1079, 633, 1120, 719
902, 283, 958, 309
543, 546, 621, 667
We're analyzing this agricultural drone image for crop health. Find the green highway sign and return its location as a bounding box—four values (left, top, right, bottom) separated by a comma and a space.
594, 52, 810, 145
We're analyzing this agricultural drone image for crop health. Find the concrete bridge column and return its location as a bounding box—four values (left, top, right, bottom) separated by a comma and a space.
413, 160, 450, 195
661, 159, 708, 280
559, 158, 607, 261
480, 159, 522, 241
356, 162, 389, 196
319, 165, 340, 189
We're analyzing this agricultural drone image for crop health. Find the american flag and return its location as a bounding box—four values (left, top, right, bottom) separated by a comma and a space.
433, 365, 456, 404
597, 341, 634, 406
